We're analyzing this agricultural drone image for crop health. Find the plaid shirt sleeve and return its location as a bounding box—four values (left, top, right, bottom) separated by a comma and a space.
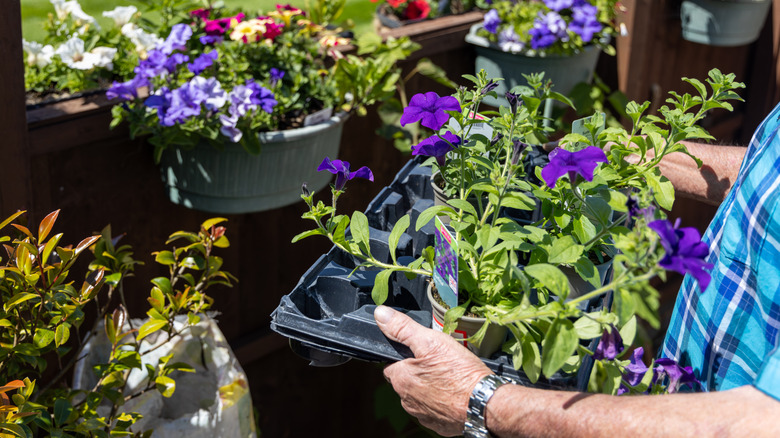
661, 102, 780, 393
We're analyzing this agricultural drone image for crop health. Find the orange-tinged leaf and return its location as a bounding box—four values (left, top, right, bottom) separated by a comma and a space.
37, 210, 59, 242
0, 211, 25, 233
0, 382, 24, 394
75, 235, 100, 254
9, 224, 31, 239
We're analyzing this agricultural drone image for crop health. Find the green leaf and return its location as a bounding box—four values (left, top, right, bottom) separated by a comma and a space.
619, 316, 637, 348
291, 228, 326, 243
5, 292, 39, 310
350, 211, 371, 254
34, 328, 55, 349
371, 270, 394, 306
150, 277, 172, 296
154, 250, 176, 266
137, 319, 168, 341
54, 398, 72, 427
523, 264, 570, 298
0, 423, 27, 437
155, 375, 176, 398
573, 315, 602, 339
573, 257, 600, 289
546, 236, 583, 265
416, 205, 452, 230
647, 174, 675, 211
55, 324, 70, 347
443, 305, 466, 335
521, 338, 542, 383
573, 216, 596, 245
388, 215, 410, 264
541, 318, 578, 378
200, 217, 227, 231
447, 199, 479, 218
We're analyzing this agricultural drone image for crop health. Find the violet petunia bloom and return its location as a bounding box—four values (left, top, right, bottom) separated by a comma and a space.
593, 325, 624, 360
648, 219, 714, 290
617, 347, 649, 395
541, 146, 608, 188
245, 79, 277, 113
270, 68, 285, 86
164, 53, 189, 74
411, 131, 461, 166
654, 357, 699, 394
317, 157, 374, 191
187, 50, 218, 75
529, 11, 568, 50
158, 23, 192, 55
544, 0, 574, 11
569, 4, 603, 43
190, 76, 226, 110
106, 75, 147, 100
199, 35, 224, 45
400, 92, 460, 131
498, 27, 524, 53
510, 140, 528, 165
483, 9, 500, 34
505, 91, 521, 113
134, 49, 168, 80
481, 80, 499, 96
626, 195, 656, 223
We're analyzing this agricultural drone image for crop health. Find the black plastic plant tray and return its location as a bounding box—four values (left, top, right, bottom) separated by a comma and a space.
271, 154, 605, 391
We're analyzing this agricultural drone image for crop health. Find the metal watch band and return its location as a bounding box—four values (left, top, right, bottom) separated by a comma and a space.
463, 374, 511, 438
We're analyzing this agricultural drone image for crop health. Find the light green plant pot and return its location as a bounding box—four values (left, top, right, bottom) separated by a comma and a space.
680, 0, 771, 46
428, 284, 507, 358
464, 24, 602, 107
159, 114, 348, 214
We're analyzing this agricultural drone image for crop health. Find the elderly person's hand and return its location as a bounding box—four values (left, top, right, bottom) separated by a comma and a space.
374, 305, 493, 436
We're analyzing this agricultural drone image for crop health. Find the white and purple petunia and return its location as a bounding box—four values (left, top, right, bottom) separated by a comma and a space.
647, 218, 714, 290
483, 9, 501, 34
400, 92, 460, 131
317, 157, 374, 191
541, 146, 608, 188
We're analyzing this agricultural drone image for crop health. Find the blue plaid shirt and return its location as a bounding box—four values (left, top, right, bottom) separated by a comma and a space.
662, 102, 780, 399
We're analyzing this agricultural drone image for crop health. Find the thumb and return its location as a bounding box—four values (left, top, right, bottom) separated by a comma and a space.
374, 305, 433, 357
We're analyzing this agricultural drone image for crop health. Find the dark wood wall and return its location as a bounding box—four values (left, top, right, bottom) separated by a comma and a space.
3, 3, 780, 435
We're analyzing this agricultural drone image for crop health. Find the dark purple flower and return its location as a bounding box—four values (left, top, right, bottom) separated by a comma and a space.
400, 92, 460, 131
654, 357, 699, 394
617, 347, 649, 395
199, 35, 223, 45
158, 23, 193, 55
161, 82, 206, 126
506, 91, 521, 113
245, 79, 277, 114
135, 49, 168, 80
411, 131, 461, 166
593, 325, 624, 360
569, 9, 603, 43
144, 87, 172, 123
481, 80, 499, 96
187, 51, 218, 75
544, 0, 574, 11
270, 68, 285, 86
483, 9, 500, 34
511, 140, 528, 165
541, 146, 608, 188
106, 75, 146, 100
190, 8, 210, 20
317, 157, 374, 191
626, 195, 656, 222
648, 219, 714, 290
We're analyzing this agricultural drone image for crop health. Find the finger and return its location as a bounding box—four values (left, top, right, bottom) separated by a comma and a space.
374, 305, 434, 357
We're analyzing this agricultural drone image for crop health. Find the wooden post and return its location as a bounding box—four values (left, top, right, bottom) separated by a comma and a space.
0, 0, 31, 216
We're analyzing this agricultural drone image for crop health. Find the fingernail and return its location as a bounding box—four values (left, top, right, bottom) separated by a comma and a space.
374, 305, 394, 324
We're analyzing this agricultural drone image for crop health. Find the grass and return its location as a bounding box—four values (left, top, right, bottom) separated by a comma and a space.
21, 0, 377, 42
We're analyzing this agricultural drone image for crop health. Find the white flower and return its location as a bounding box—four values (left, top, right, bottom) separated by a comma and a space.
103, 5, 137, 27
22, 40, 55, 68
88, 46, 118, 70
56, 38, 116, 70
51, 0, 100, 30
121, 23, 162, 58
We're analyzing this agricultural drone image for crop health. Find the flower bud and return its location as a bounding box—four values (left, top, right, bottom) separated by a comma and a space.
301, 182, 310, 197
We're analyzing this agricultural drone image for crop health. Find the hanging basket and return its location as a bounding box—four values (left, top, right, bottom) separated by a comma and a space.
158, 114, 348, 214
464, 24, 602, 107
680, 0, 771, 47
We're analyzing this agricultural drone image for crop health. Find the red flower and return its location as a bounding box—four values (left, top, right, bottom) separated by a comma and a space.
404, 0, 429, 20
388, 0, 407, 7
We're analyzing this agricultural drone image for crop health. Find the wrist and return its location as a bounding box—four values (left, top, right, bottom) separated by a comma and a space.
464, 374, 514, 438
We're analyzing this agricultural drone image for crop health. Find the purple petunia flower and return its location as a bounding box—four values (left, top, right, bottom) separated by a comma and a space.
317, 157, 374, 191
530, 11, 568, 50
199, 35, 224, 45
505, 91, 521, 113
541, 146, 608, 188
245, 79, 277, 114
134, 49, 168, 80
144, 87, 172, 124
106, 75, 147, 100
158, 23, 193, 55
544, 0, 574, 11
626, 195, 656, 223
219, 113, 242, 142
161, 82, 206, 126
400, 92, 460, 131
569, 4, 603, 43
647, 219, 714, 290
411, 131, 461, 166
654, 357, 700, 394
187, 51, 218, 75
270, 68, 285, 86
510, 140, 528, 165
164, 53, 190, 74
617, 347, 649, 395
593, 325, 624, 361
190, 76, 226, 110
483, 9, 500, 34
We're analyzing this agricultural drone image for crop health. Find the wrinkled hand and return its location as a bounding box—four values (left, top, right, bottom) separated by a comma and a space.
374, 305, 493, 436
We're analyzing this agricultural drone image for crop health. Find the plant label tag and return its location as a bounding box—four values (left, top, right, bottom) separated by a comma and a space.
434, 216, 458, 309
303, 107, 334, 127
571, 112, 606, 150
447, 111, 493, 140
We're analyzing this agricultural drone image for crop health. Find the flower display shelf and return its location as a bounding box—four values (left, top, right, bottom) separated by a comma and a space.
271, 157, 609, 391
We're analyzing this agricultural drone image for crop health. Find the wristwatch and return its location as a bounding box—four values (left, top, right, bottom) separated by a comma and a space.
463, 374, 513, 438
